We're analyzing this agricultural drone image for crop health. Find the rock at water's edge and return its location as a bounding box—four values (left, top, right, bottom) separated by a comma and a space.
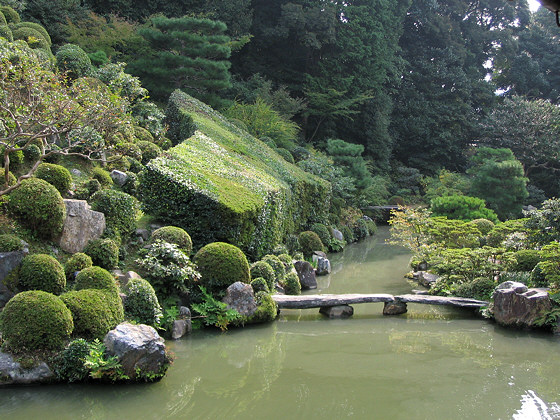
222, 281, 257, 317
315, 257, 331, 276
493, 284, 551, 328
294, 261, 317, 290
0, 352, 54, 385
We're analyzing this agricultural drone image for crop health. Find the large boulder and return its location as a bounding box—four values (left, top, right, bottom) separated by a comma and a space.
110, 170, 128, 187
58, 199, 105, 253
0, 246, 28, 308
315, 257, 331, 276
294, 260, 317, 290
493, 283, 552, 328
222, 281, 257, 317
332, 228, 344, 242
103, 323, 168, 380
413, 271, 439, 288
0, 351, 54, 385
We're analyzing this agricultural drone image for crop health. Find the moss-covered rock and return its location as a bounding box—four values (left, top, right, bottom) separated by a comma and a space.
8, 178, 66, 239
123, 278, 162, 327
244, 291, 278, 324
0, 290, 73, 352
18, 253, 66, 295
194, 242, 250, 296
140, 90, 330, 259
61, 289, 120, 339
150, 226, 192, 255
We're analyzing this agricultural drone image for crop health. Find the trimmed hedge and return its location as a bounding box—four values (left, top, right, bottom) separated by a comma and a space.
123, 277, 162, 326
90, 190, 137, 241
250, 277, 270, 293
141, 90, 330, 259
18, 253, 66, 295
83, 238, 119, 269
0, 290, 73, 352
0, 6, 19, 24
283, 271, 301, 295
8, 178, 66, 239
194, 242, 250, 296
91, 167, 113, 187
61, 289, 120, 339
298, 231, 324, 258
0, 25, 13, 42
11, 22, 51, 46
12, 27, 49, 49
151, 226, 192, 255
74, 266, 119, 295
56, 44, 92, 79
64, 252, 93, 280
35, 163, 72, 194
250, 261, 275, 291
261, 254, 285, 284
137, 140, 161, 164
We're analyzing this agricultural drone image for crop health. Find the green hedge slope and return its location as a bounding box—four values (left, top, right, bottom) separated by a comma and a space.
140, 90, 330, 258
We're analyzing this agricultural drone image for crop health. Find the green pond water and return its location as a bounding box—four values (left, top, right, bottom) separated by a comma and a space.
2, 227, 560, 419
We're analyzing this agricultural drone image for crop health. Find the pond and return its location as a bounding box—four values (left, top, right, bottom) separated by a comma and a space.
1, 227, 560, 419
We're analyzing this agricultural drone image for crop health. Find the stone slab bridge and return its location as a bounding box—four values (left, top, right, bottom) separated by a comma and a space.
272, 293, 488, 318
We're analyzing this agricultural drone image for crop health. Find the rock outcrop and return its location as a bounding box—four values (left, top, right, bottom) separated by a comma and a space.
0, 351, 54, 385
315, 257, 331, 276
222, 282, 257, 317
493, 283, 551, 328
58, 199, 105, 253
294, 261, 317, 290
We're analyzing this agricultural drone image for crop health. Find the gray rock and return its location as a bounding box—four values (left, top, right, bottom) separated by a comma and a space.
319, 305, 354, 318
110, 170, 128, 187
493, 287, 551, 328
414, 271, 439, 288
58, 200, 105, 254
171, 319, 191, 339
222, 282, 257, 317
0, 248, 28, 308
315, 257, 331, 276
0, 351, 54, 385
136, 229, 150, 241
294, 261, 317, 290
70, 168, 82, 177
104, 323, 167, 380
332, 228, 344, 242
496, 281, 528, 294
383, 300, 408, 315
179, 306, 191, 318
312, 250, 328, 260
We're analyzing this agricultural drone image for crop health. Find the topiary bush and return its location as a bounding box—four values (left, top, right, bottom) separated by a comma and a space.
56, 44, 92, 79
35, 163, 72, 194
123, 277, 162, 327
90, 190, 138, 242
151, 226, 192, 255
8, 178, 66, 239
194, 242, 250, 297
83, 238, 119, 269
53, 338, 91, 382
137, 141, 161, 164
91, 167, 113, 188
0, 25, 13, 42
64, 252, 93, 281
353, 218, 369, 241
127, 157, 144, 174
74, 178, 101, 200
277, 253, 293, 266
116, 142, 142, 161
12, 27, 49, 49
261, 254, 286, 284
0, 290, 73, 352
11, 22, 51, 46
512, 249, 540, 272
431, 195, 499, 223
310, 223, 331, 250
285, 234, 300, 256
61, 289, 120, 339
365, 219, 377, 236
250, 277, 270, 294
276, 147, 295, 164
469, 218, 495, 236
250, 261, 275, 291
74, 266, 118, 295
0, 233, 24, 252
283, 271, 301, 295
298, 231, 324, 258
0, 6, 20, 24
453, 277, 496, 301
121, 171, 138, 196
18, 253, 66, 295
23, 143, 41, 162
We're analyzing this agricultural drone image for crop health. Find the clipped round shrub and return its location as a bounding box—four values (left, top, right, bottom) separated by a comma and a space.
469, 218, 495, 236
298, 231, 324, 258
137, 141, 161, 164
121, 171, 138, 196
74, 266, 118, 294
512, 249, 540, 272
341, 225, 354, 244
0, 146, 24, 172
250, 277, 270, 294
260, 136, 276, 148
123, 277, 162, 326
56, 43, 92, 79
0, 290, 73, 352
293, 251, 304, 261
61, 289, 120, 339
133, 125, 154, 143
530, 262, 548, 288
194, 242, 250, 296
388, 196, 406, 206
83, 238, 119, 269
35, 163, 72, 194
74, 178, 101, 200
353, 219, 369, 241
283, 271, 301, 295
53, 338, 91, 382
0, 233, 24, 252
250, 261, 275, 291
91, 167, 113, 188
64, 252, 93, 280
11, 22, 51, 46
0, 6, 20, 23
276, 147, 294, 163
0, 170, 16, 187
261, 254, 286, 284
18, 253, 66, 294
116, 142, 142, 161
8, 178, 65, 238
0, 25, 13, 41
272, 244, 288, 256
453, 277, 496, 301
12, 27, 49, 49
90, 190, 137, 240
365, 219, 377, 236
151, 226, 192, 255
310, 223, 331, 250
291, 146, 310, 162
277, 253, 293, 266
23, 143, 41, 162
0, 12, 5, 26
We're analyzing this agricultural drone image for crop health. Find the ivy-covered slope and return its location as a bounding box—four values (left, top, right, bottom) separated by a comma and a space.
140, 90, 331, 258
